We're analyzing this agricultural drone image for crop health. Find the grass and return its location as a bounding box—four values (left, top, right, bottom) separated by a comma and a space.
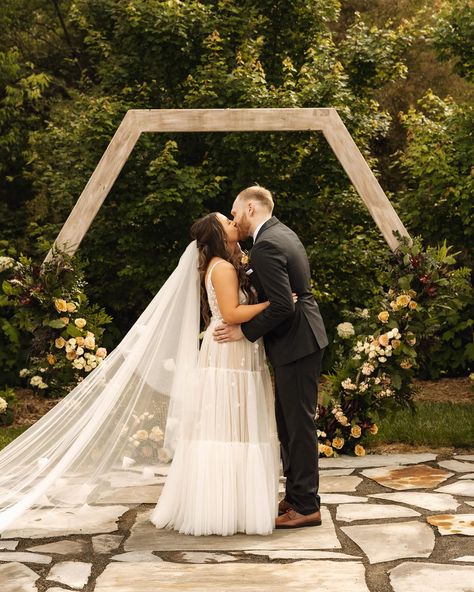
372, 401, 474, 448
0, 426, 28, 451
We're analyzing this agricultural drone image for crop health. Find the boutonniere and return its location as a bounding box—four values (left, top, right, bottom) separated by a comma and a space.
240, 250, 250, 267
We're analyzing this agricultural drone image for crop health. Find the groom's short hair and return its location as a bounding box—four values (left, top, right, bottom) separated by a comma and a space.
237, 186, 274, 212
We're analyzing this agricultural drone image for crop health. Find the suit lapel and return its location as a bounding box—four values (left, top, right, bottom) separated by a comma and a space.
254, 216, 279, 243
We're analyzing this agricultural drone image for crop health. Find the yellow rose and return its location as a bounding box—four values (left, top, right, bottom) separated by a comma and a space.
400, 358, 413, 369
84, 335, 95, 350
392, 339, 401, 349
369, 424, 379, 435
332, 437, 345, 450
66, 302, 77, 312
66, 350, 77, 360
379, 333, 389, 347
60, 316, 70, 325
74, 318, 87, 329
54, 298, 68, 313
409, 301, 417, 310
351, 425, 362, 438
378, 311, 389, 323
76, 336, 85, 347
396, 294, 411, 308
390, 301, 399, 311
47, 353, 56, 365
323, 445, 334, 457
95, 347, 107, 358
354, 444, 365, 456
55, 337, 66, 349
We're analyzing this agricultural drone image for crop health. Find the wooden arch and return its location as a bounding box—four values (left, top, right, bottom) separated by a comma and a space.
44, 108, 409, 262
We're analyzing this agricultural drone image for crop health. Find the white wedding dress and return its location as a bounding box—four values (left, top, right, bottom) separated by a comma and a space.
150, 260, 280, 536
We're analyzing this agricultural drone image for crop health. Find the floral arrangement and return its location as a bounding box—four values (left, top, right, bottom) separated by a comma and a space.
0, 387, 16, 426
0, 246, 112, 397
121, 411, 172, 465
317, 235, 472, 456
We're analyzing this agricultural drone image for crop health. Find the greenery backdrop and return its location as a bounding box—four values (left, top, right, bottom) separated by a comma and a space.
1, 0, 473, 394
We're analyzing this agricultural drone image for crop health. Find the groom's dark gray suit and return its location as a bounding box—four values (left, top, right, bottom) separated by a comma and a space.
241, 216, 328, 515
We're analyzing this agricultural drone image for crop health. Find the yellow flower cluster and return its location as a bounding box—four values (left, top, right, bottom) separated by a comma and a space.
389, 290, 418, 312
54, 299, 77, 313
318, 443, 334, 457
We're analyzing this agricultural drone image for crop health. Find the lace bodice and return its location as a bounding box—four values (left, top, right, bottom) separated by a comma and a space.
205, 260, 247, 323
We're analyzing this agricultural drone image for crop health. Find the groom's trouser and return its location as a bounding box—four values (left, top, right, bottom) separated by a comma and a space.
274, 347, 325, 515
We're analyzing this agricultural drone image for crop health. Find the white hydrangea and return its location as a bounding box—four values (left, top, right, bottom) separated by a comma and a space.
337, 322, 355, 339
0, 256, 15, 272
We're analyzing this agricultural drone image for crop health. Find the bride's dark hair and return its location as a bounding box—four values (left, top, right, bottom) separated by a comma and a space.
190, 213, 255, 326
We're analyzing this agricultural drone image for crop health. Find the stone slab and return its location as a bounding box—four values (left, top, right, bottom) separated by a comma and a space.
369, 492, 460, 512
459, 473, 474, 479
125, 508, 340, 551
98, 486, 162, 504
95, 560, 370, 592
0, 551, 52, 564
390, 561, 474, 592
27, 540, 88, 555
112, 551, 163, 562
454, 556, 474, 562
336, 503, 420, 522
362, 464, 452, 490
438, 460, 474, 473
319, 469, 355, 476
427, 514, 474, 536
0, 505, 129, 538
248, 550, 359, 560
0, 562, 40, 592
0, 541, 18, 550
435, 480, 474, 497
92, 534, 124, 554
319, 453, 436, 469
178, 552, 238, 563
321, 494, 369, 504
46, 561, 92, 589
319, 476, 362, 493
341, 521, 435, 564
454, 455, 474, 461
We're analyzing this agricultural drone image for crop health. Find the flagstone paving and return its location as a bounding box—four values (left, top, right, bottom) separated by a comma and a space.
0, 452, 473, 591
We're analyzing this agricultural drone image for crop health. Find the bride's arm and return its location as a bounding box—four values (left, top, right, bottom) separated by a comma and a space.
212, 261, 269, 324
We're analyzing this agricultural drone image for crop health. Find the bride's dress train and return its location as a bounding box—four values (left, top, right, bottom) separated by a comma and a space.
150, 261, 280, 536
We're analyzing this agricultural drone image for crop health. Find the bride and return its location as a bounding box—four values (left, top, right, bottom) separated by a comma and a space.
151, 212, 279, 536
0, 212, 280, 537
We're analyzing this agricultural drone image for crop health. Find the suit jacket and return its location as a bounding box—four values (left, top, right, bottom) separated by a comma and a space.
241, 217, 328, 367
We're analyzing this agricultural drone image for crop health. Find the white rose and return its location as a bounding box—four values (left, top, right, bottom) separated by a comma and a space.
19, 368, 29, 378
30, 375, 42, 386
38, 382, 48, 389
158, 448, 172, 463
76, 347, 84, 356
0, 397, 8, 413
0, 256, 15, 272
336, 322, 355, 339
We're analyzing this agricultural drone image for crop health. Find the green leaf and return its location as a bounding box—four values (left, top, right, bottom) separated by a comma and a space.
46, 319, 66, 329
66, 324, 82, 337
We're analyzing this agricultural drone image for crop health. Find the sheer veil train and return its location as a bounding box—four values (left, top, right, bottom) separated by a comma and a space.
0, 241, 200, 533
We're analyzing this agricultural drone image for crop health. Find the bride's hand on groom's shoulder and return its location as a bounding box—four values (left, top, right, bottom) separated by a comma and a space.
213, 322, 243, 343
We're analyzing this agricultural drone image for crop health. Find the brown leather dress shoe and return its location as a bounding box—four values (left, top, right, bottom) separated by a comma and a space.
275, 509, 322, 529
278, 499, 294, 515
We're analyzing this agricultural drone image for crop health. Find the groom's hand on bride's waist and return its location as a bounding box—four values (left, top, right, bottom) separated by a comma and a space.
213, 323, 243, 343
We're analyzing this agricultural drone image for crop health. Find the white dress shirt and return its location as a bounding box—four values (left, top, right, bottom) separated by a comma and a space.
252, 218, 271, 243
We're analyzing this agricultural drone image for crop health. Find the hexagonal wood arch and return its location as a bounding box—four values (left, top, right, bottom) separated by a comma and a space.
44, 108, 410, 262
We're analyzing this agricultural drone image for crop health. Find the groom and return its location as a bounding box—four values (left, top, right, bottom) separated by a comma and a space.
213, 185, 328, 528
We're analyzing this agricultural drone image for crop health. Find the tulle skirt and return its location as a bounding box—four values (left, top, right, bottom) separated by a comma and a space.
150, 319, 280, 536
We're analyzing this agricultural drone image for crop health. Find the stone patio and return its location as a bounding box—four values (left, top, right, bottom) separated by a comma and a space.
1, 452, 473, 592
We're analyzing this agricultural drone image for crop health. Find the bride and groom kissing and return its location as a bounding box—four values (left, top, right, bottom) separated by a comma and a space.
0, 184, 328, 538
151, 185, 328, 535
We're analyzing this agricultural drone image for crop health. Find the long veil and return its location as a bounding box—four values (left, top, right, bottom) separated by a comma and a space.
0, 241, 200, 534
